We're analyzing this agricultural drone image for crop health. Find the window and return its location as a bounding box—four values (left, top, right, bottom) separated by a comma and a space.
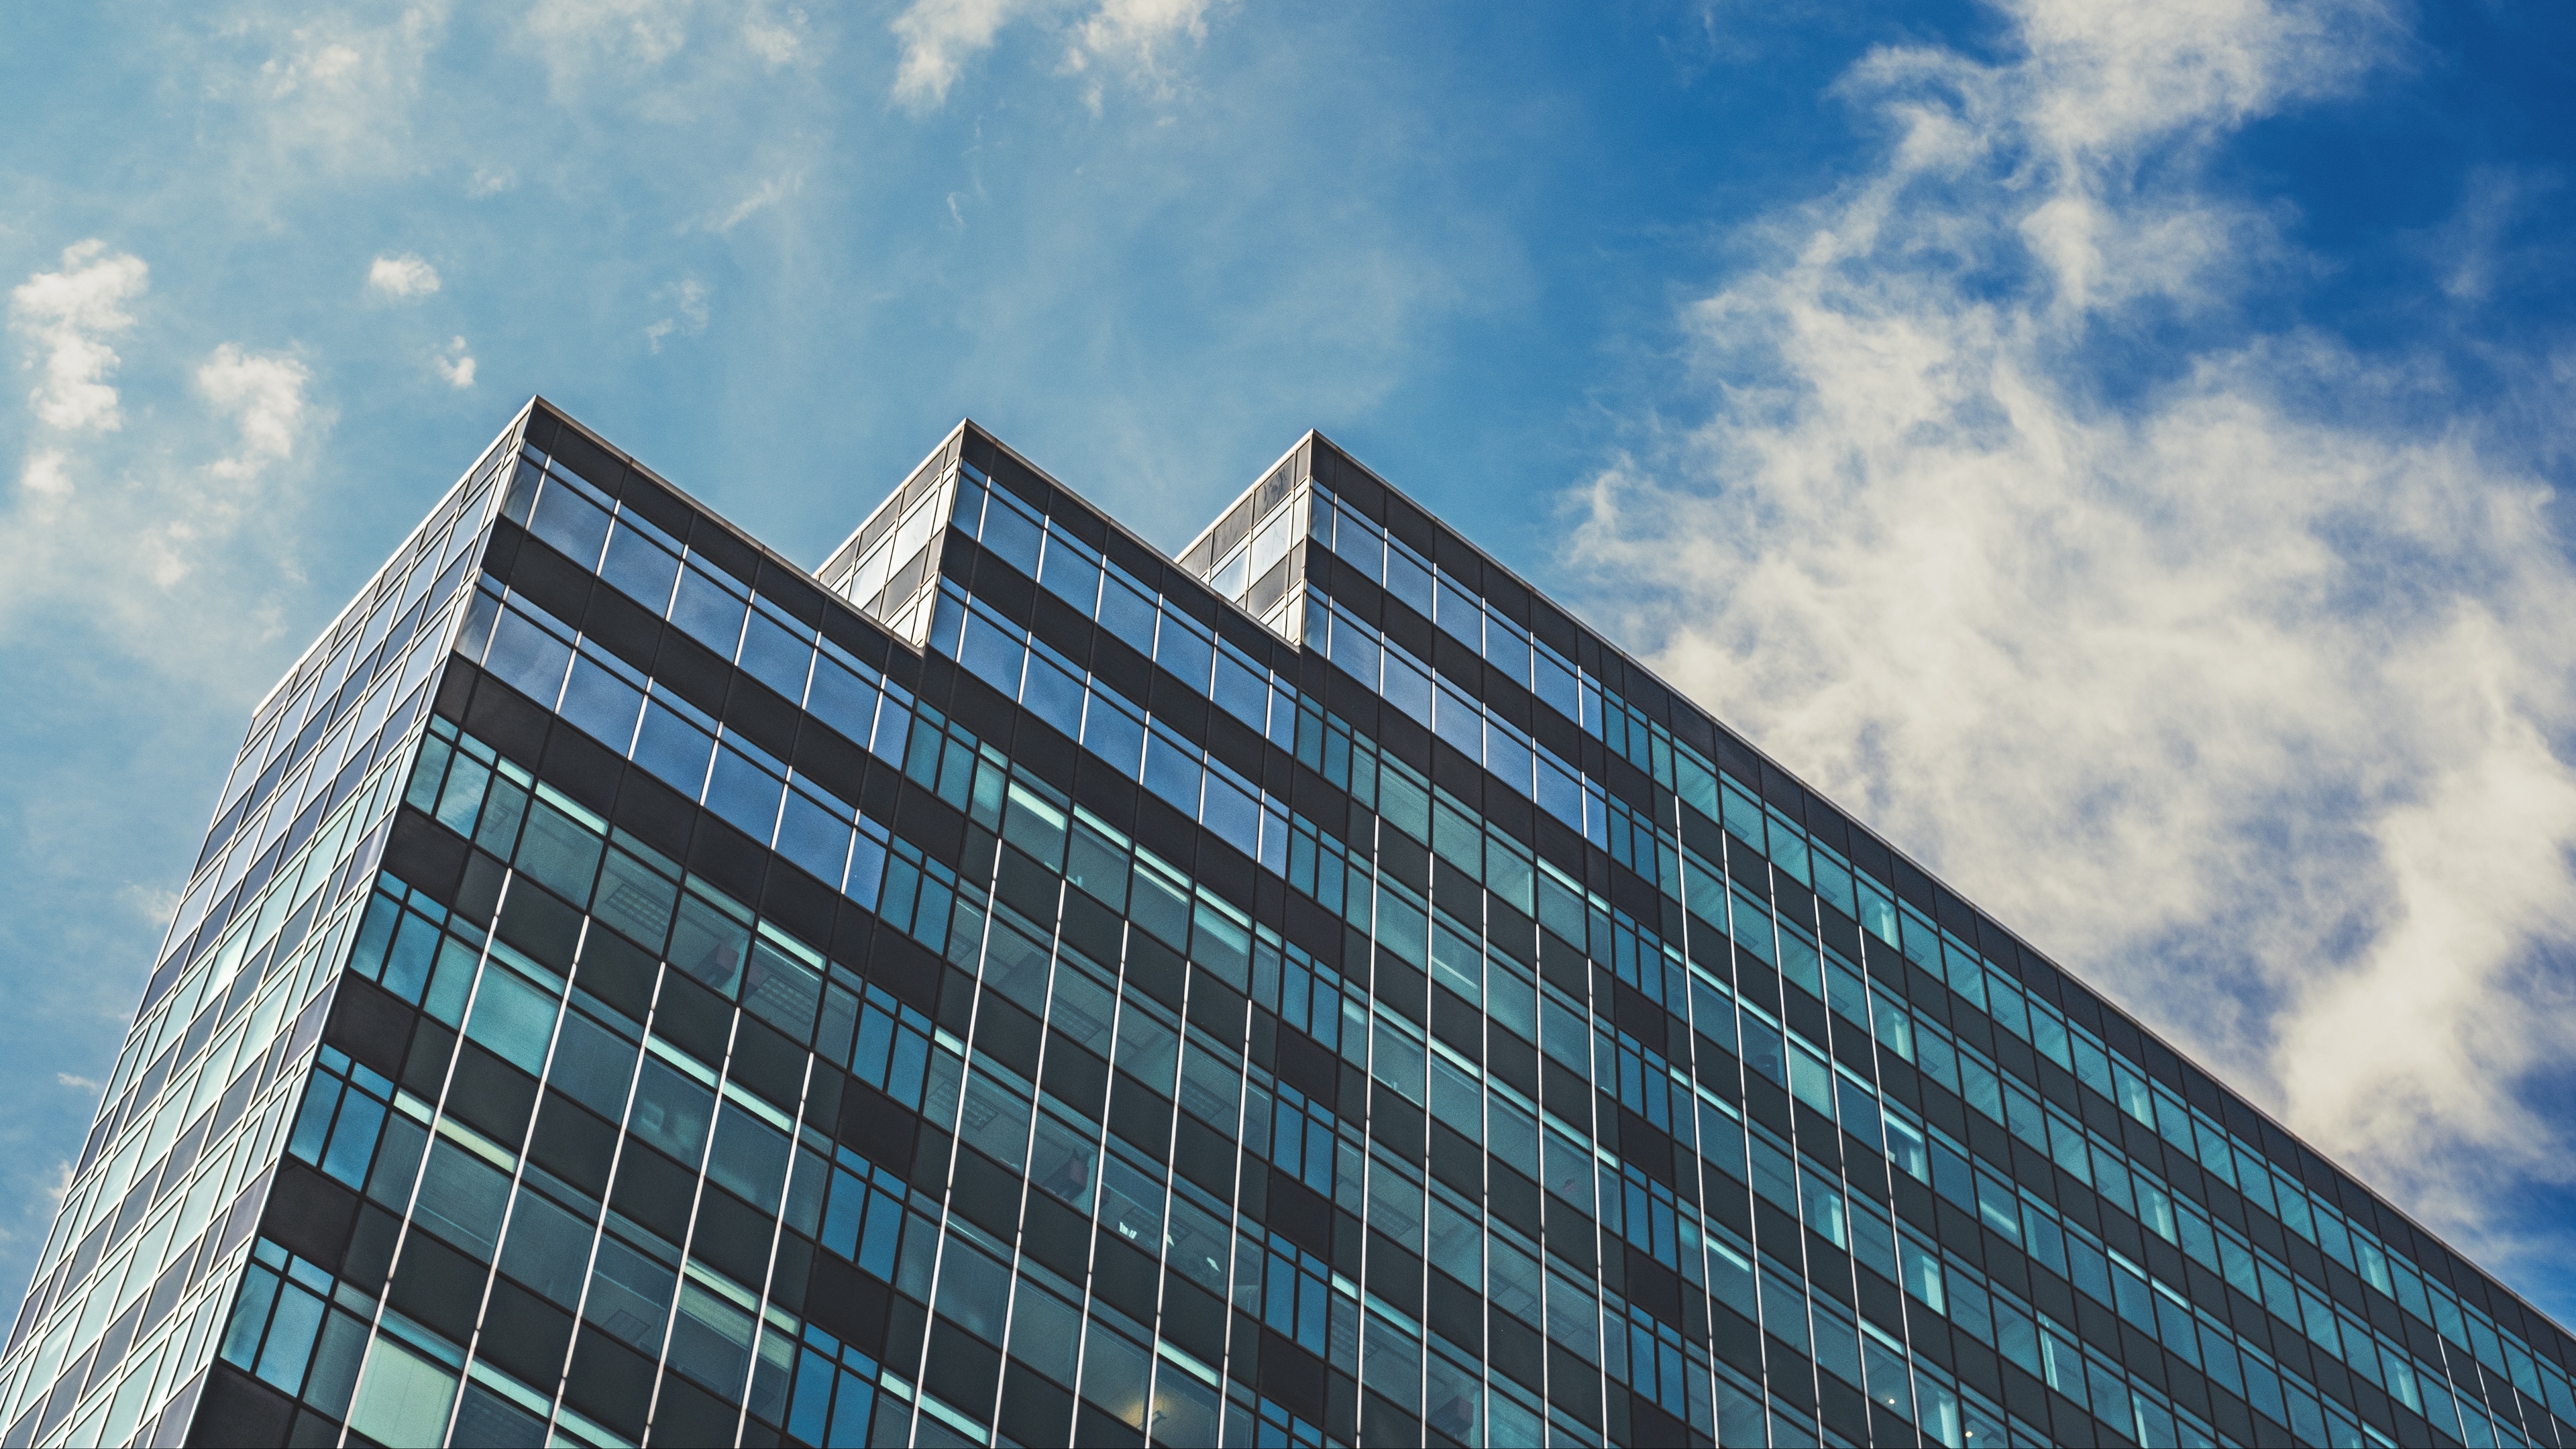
707, 1100, 792, 1207
413, 1137, 511, 1259
629, 1054, 715, 1163
498, 1185, 594, 1307
460, 959, 556, 1073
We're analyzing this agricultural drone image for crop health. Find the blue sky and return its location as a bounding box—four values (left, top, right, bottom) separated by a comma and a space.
5, 0, 2575, 1326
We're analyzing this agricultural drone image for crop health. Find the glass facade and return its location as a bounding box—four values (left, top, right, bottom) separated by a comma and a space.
5, 399, 2573, 1449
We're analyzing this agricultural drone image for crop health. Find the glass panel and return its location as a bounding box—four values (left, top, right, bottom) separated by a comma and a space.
1008, 1280, 1082, 1385
600, 525, 680, 612
591, 849, 678, 953
547, 1010, 639, 1120
1030, 1113, 1097, 1211
451, 1381, 547, 1449
584, 1235, 676, 1350
629, 1057, 715, 1164
1099, 1156, 1165, 1250
497, 1187, 594, 1307
668, 1280, 756, 1393
669, 892, 749, 998
414, 1139, 511, 1259
743, 936, 823, 1041
1081, 1323, 1152, 1429
934, 1242, 1012, 1344
958, 1070, 1034, 1173
515, 800, 604, 904
464, 968, 559, 1077
345, 1340, 460, 1449
707, 1104, 792, 1208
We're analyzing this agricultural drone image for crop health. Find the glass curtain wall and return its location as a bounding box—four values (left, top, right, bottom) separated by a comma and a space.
8, 397, 2573, 1449
0, 410, 526, 1449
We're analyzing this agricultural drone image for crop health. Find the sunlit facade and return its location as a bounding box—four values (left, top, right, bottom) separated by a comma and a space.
5, 398, 2573, 1448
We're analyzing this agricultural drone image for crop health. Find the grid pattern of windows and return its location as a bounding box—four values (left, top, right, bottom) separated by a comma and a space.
8, 400, 2574, 1449
0, 415, 520, 1448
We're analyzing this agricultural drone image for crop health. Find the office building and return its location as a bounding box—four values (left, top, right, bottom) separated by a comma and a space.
5, 398, 2573, 1448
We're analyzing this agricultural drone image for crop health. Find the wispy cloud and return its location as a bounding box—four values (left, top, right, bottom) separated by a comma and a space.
215, 5, 450, 182
1570, 0, 2576, 1263
645, 278, 710, 352
522, 0, 694, 76
712, 174, 802, 233
9, 241, 148, 433
367, 253, 441, 299
743, 2, 812, 66
888, 0, 1225, 111
1060, 0, 1216, 105
2423, 166, 2561, 305
116, 881, 180, 927
511, 0, 831, 126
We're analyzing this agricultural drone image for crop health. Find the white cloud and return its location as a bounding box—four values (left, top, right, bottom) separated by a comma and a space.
743, 3, 810, 65
18, 450, 73, 518
3, 254, 300, 655
436, 336, 477, 388
890, 0, 1030, 110
198, 345, 314, 484
53, 1074, 98, 1094
468, 166, 519, 197
8, 241, 149, 432
1569, 0, 2576, 1259
889, 0, 1222, 111
221, 6, 450, 181
1065, 0, 1214, 97
512, 0, 828, 120
523, 0, 694, 74
367, 254, 441, 299
645, 278, 710, 352
1, 322, 317, 686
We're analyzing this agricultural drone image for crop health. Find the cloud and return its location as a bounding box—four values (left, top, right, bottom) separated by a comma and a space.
367, 254, 441, 299
468, 166, 519, 197
1, 250, 317, 679
8, 241, 149, 432
17, 450, 74, 520
217, 5, 450, 182
0, 244, 339, 1299
712, 174, 802, 233
645, 278, 710, 352
1, 329, 317, 689
1064, 0, 1215, 97
2422, 166, 2561, 306
116, 881, 181, 927
1568, 0, 2576, 1259
436, 336, 476, 388
523, 0, 694, 74
889, 0, 1222, 111
743, 3, 811, 66
198, 345, 315, 485
511, 0, 830, 123
890, 0, 1028, 110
